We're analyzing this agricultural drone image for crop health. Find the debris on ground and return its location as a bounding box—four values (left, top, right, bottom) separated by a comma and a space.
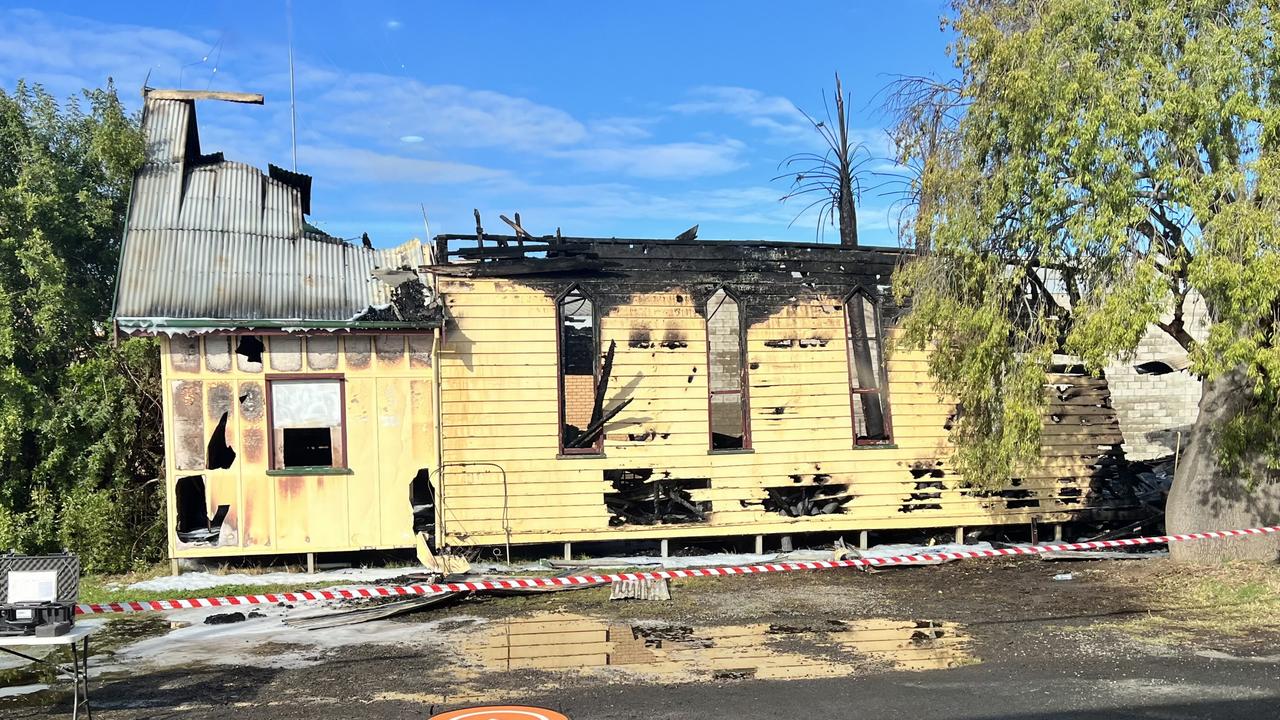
204, 612, 247, 625
286, 592, 465, 630
1053, 573, 1074, 581
130, 565, 434, 592
609, 577, 671, 601
284, 570, 606, 628
1039, 549, 1167, 561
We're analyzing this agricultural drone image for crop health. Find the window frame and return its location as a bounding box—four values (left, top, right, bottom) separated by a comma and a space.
264, 373, 350, 473
555, 285, 604, 456
843, 288, 894, 447
703, 285, 752, 453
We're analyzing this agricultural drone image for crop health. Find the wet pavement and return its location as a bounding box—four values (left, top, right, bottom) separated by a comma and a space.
0, 559, 1278, 719
468, 613, 973, 678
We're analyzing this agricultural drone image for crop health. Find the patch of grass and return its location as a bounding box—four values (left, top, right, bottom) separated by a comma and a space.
1097, 561, 1280, 641
79, 580, 343, 605
77, 570, 360, 605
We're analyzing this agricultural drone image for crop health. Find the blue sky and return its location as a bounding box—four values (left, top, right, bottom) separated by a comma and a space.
0, 2, 954, 248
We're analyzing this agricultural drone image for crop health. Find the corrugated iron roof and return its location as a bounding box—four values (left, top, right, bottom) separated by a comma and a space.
112, 93, 437, 334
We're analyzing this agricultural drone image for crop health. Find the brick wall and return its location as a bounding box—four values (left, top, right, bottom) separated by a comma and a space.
563, 374, 595, 428
1102, 292, 1209, 460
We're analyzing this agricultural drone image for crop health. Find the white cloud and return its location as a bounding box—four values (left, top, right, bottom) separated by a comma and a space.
551, 140, 746, 180
0, 8, 212, 97
672, 85, 813, 142
385, 19, 402, 30
672, 86, 801, 118
588, 116, 656, 140
671, 85, 898, 159
300, 145, 509, 184
307, 70, 588, 151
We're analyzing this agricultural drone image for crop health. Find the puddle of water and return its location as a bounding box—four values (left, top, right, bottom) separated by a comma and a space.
461, 613, 975, 683
0, 650, 65, 709
0, 616, 170, 710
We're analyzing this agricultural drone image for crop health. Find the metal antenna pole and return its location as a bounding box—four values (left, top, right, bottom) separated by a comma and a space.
287, 0, 298, 171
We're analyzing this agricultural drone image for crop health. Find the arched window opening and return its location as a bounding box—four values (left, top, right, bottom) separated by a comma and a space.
706, 288, 750, 450
845, 291, 892, 444
558, 287, 601, 453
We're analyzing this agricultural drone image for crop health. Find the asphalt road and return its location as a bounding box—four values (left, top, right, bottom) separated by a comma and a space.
7, 645, 1272, 720
530, 654, 1280, 720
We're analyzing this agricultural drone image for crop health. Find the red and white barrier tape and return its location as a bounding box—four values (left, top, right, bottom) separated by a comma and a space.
76, 524, 1280, 615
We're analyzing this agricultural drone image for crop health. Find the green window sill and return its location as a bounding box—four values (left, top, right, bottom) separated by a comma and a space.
708, 448, 755, 455
267, 466, 354, 476
853, 443, 898, 450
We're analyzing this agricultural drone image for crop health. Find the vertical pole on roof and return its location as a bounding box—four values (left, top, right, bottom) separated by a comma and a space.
287, 0, 299, 172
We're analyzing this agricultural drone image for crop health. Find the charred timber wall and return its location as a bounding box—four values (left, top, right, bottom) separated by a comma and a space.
433, 240, 1118, 547
160, 333, 435, 559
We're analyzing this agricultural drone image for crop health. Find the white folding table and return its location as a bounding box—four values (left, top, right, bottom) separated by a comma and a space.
0, 623, 97, 719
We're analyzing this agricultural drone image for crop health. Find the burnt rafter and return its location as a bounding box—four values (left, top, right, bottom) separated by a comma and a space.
430, 233, 909, 327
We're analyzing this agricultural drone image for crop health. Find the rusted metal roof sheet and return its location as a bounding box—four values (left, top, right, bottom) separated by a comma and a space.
113, 94, 433, 333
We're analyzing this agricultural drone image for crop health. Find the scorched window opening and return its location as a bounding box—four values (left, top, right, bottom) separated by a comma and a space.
845, 290, 892, 445
557, 286, 602, 454
266, 375, 348, 469
706, 287, 750, 451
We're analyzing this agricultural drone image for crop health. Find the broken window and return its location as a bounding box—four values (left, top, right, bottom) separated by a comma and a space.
845, 290, 892, 445
558, 286, 600, 453
706, 288, 750, 451
268, 378, 347, 469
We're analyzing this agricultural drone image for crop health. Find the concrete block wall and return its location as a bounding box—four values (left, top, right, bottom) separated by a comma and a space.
1102, 292, 1210, 460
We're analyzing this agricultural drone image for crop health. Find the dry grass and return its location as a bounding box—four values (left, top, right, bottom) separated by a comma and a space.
1098, 561, 1280, 641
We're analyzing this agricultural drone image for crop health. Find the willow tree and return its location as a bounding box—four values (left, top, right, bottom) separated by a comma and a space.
891, 0, 1280, 562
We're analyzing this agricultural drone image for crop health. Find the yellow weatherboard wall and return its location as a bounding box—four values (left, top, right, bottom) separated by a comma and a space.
433, 277, 1094, 549
160, 332, 436, 559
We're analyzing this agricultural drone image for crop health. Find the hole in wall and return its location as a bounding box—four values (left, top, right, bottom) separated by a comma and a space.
206, 412, 237, 470
763, 484, 852, 517
410, 469, 435, 534
604, 470, 710, 526
175, 476, 230, 544
235, 336, 264, 365
176, 476, 208, 534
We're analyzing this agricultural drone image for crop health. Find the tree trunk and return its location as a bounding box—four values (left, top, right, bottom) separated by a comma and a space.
1166, 366, 1280, 563
838, 177, 858, 248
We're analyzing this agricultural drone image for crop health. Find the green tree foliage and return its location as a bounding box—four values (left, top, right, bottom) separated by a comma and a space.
0, 81, 162, 572
890, 0, 1280, 493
